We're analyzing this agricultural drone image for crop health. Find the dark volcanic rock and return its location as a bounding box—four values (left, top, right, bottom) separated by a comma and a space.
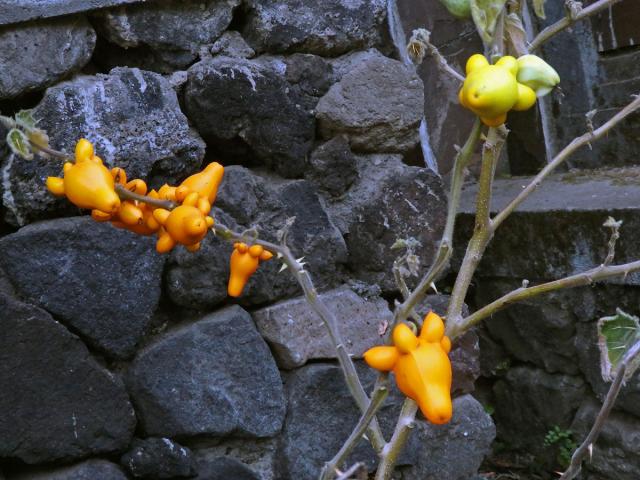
93, 0, 240, 72
401, 395, 496, 480
167, 168, 347, 308
2, 67, 205, 226
275, 363, 415, 479
210, 31, 255, 59
0, 294, 135, 464
0, 0, 144, 25
194, 457, 260, 480
328, 154, 446, 291
252, 285, 391, 369
11, 460, 127, 480
306, 136, 358, 196
492, 366, 587, 458
276, 363, 494, 479
121, 437, 195, 479
316, 55, 424, 153
0, 217, 164, 359
242, 0, 388, 56
127, 306, 285, 438
478, 280, 581, 375
185, 56, 318, 177
0, 16, 95, 99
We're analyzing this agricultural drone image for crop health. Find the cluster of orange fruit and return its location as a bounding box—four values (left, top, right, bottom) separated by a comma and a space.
46, 139, 272, 297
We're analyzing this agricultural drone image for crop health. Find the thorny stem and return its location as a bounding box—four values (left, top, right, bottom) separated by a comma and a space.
407, 29, 465, 82
207, 223, 386, 453
446, 126, 508, 339
392, 256, 422, 324
460, 259, 640, 330
492, 94, 640, 231
320, 378, 390, 480
395, 118, 483, 324
370, 121, 489, 480
529, 0, 623, 51
374, 399, 419, 480
560, 341, 640, 480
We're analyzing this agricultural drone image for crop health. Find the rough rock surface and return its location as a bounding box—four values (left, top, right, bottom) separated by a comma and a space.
317, 55, 424, 153
252, 285, 391, 369
2, 67, 204, 226
93, 0, 240, 72
275, 363, 417, 478
306, 136, 358, 197
0, 294, 135, 464
277, 363, 493, 479
121, 437, 195, 479
328, 154, 446, 291
492, 366, 587, 457
0, 217, 164, 359
127, 306, 285, 438
194, 457, 261, 480
571, 397, 640, 480
400, 395, 496, 480
478, 280, 581, 375
0, 16, 95, 99
10, 460, 128, 480
185, 55, 322, 177
167, 168, 346, 308
242, 0, 388, 56
449, 329, 481, 397
192, 439, 276, 480
0, 0, 143, 25
210, 31, 255, 58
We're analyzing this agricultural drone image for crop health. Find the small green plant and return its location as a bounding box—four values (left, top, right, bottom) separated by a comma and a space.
544, 426, 577, 469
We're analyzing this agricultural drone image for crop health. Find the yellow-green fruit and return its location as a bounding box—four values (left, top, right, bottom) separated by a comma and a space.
438, 0, 471, 19
465, 54, 489, 75
516, 54, 560, 97
460, 65, 519, 119
513, 83, 537, 111
495, 56, 518, 76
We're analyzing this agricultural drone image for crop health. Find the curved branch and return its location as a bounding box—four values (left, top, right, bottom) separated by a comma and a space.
460, 259, 640, 330
492, 94, 640, 231
560, 340, 640, 480
529, 0, 623, 52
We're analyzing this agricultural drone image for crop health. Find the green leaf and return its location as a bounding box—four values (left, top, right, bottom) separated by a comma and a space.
470, 0, 508, 44
597, 308, 640, 381
14, 109, 37, 130
6, 128, 33, 160
532, 0, 546, 19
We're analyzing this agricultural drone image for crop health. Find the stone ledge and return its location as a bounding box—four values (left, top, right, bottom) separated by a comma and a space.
456, 167, 640, 282
460, 167, 640, 214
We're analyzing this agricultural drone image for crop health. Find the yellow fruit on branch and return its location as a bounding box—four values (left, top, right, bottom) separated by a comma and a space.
46, 138, 121, 214
459, 53, 559, 126
227, 243, 273, 297
364, 311, 453, 425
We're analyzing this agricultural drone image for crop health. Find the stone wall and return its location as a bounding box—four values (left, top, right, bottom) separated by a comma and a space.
0, 1, 495, 479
